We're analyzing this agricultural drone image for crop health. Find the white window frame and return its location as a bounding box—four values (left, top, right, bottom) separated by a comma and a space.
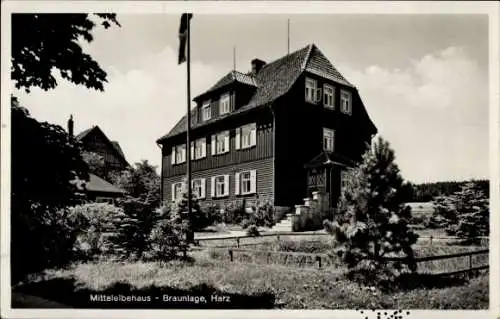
323, 84, 335, 109
191, 178, 206, 199
172, 182, 184, 202
194, 138, 206, 160
323, 128, 335, 152
305, 77, 317, 103
212, 131, 230, 155
213, 175, 229, 198
340, 90, 352, 115
173, 144, 186, 164
236, 123, 257, 150
219, 93, 231, 115
202, 101, 211, 121
235, 170, 257, 196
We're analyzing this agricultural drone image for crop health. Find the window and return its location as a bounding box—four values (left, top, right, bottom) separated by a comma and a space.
323, 128, 335, 152
219, 93, 231, 115
171, 144, 186, 165
171, 182, 184, 202
340, 90, 352, 114
323, 84, 335, 109
235, 170, 257, 195
192, 138, 206, 160
211, 131, 230, 155
305, 78, 317, 103
192, 178, 205, 199
212, 175, 229, 198
236, 123, 257, 150
202, 101, 211, 121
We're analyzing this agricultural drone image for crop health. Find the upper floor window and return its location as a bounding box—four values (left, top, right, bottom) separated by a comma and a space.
211, 175, 229, 198
190, 138, 206, 160
219, 93, 231, 115
171, 144, 186, 165
235, 170, 257, 195
202, 101, 211, 121
323, 84, 335, 109
235, 123, 257, 150
340, 90, 352, 115
305, 78, 318, 103
323, 128, 335, 152
211, 131, 230, 155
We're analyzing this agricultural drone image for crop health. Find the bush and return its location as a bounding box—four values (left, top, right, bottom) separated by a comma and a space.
246, 224, 260, 237
68, 203, 123, 259
148, 204, 189, 261
240, 218, 251, 229
222, 200, 247, 225
201, 203, 222, 226
292, 209, 324, 232
251, 199, 276, 228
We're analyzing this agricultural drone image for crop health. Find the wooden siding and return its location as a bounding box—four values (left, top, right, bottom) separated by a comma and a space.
163, 122, 273, 177
162, 157, 274, 207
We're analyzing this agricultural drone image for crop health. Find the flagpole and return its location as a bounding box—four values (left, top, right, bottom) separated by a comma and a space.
186, 15, 193, 243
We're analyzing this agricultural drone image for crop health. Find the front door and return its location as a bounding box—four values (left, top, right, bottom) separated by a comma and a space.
307, 168, 326, 197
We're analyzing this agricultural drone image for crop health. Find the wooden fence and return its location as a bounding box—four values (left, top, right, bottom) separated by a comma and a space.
217, 247, 489, 276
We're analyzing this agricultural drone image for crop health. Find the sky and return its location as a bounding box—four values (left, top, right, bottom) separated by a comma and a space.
13, 14, 490, 184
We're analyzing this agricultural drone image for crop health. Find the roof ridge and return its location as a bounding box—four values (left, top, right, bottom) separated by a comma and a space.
301, 43, 315, 71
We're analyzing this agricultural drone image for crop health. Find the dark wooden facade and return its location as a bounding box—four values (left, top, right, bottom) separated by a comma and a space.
157, 44, 377, 210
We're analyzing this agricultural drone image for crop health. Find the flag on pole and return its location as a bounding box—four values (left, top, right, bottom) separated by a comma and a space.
178, 13, 193, 65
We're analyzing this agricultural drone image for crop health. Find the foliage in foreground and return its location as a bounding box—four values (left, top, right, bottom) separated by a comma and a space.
324, 136, 418, 286
10, 98, 90, 283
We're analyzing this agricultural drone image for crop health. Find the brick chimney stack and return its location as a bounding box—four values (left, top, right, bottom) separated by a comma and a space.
68, 114, 74, 137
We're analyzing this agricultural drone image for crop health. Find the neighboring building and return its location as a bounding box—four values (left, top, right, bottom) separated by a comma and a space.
156, 44, 377, 211
73, 173, 127, 204
68, 116, 130, 175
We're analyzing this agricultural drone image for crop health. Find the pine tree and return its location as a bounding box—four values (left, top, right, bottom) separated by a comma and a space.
324, 136, 418, 285
445, 182, 489, 241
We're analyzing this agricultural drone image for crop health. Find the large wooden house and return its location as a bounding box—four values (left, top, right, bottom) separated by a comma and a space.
156, 44, 377, 211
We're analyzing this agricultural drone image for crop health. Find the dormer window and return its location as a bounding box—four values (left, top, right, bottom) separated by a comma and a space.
219, 93, 231, 115
202, 101, 211, 121
340, 90, 352, 115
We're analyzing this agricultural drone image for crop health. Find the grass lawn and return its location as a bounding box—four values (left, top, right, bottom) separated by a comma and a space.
13, 250, 488, 310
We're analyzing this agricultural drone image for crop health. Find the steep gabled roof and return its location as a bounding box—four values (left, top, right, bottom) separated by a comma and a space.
197, 70, 257, 101
157, 44, 357, 142
76, 126, 129, 167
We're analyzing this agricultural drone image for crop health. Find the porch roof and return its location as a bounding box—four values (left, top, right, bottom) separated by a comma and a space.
304, 151, 356, 169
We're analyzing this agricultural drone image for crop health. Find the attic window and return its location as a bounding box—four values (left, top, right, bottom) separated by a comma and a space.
305, 77, 321, 104
340, 90, 352, 115
323, 84, 335, 109
202, 101, 211, 121
219, 94, 231, 115
323, 128, 335, 152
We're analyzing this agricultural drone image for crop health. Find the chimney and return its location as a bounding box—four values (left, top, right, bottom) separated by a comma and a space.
68, 114, 74, 137
251, 58, 266, 74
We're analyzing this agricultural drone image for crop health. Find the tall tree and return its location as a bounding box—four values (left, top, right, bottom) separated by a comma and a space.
324, 137, 418, 285
112, 160, 161, 207
12, 13, 120, 92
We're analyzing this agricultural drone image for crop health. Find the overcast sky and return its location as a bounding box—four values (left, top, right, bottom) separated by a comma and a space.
14, 14, 489, 184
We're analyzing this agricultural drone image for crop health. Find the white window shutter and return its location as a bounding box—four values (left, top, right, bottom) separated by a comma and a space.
181, 145, 186, 163
235, 127, 241, 150
224, 132, 230, 152
171, 183, 176, 202
202, 139, 207, 158
211, 176, 216, 198
316, 88, 322, 103
201, 178, 206, 199
190, 142, 194, 160
250, 125, 257, 146
235, 172, 240, 195
250, 170, 257, 194
224, 175, 230, 196
171, 146, 176, 165
211, 135, 216, 155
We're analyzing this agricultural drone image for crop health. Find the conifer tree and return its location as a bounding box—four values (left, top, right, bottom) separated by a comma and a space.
324, 136, 418, 284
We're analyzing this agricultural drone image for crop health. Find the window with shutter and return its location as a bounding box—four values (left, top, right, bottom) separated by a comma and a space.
194, 138, 205, 159
192, 179, 202, 199
340, 90, 352, 115
305, 77, 317, 103
323, 84, 335, 109
323, 128, 335, 152
202, 101, 211, 121
214, 175, 226, 197
240, 171, 252, 194
223, 175, 230, 196
214, 131, 230, 155
219, 93, 231, 115
174, 144, 186, 164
